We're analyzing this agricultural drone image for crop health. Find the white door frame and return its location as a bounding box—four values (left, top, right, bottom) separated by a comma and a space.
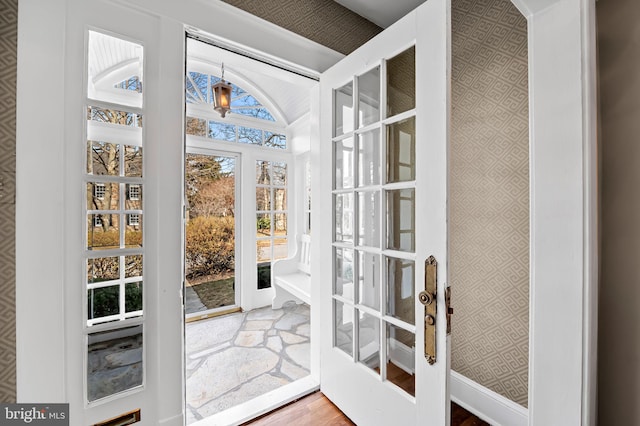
15, 0, 597, 424
512, 0, 598, 424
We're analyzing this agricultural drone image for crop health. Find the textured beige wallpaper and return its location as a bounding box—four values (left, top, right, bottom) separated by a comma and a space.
450, 0, 529, 407
597, 0, 640, 423
221, 0, 381, 55
0, 0, 17, 403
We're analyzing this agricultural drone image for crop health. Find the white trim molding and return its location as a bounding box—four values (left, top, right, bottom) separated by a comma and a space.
451, 371, 528, 426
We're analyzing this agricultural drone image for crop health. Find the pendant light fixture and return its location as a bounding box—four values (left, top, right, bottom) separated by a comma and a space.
213, 63, 232, 118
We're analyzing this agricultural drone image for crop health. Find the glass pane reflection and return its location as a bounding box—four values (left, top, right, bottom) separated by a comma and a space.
386, 257, 415, 325
386, 189, 415, 252
358, 67, 380, 128
387, 46, 415, 117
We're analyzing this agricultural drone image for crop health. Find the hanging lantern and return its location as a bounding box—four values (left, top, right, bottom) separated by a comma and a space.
213, 63, 232, 118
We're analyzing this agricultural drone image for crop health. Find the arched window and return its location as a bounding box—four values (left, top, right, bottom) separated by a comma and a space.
185, 70, 287, 150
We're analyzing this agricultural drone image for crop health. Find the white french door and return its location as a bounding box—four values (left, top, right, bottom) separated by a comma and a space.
317, 0, 450, 424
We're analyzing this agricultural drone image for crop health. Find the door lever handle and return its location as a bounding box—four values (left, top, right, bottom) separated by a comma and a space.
423, 256, 437, 365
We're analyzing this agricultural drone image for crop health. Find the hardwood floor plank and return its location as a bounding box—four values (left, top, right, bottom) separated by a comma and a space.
245, 391, 490, 425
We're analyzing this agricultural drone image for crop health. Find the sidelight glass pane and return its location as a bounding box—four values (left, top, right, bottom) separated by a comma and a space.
358, 130, 381, 187
335, 247, 354, 301
87, 285, 119, 320
125, 214, 142, 247
87, 257, 119, 284
386, 117, 415, 183
87, 141, 120, 176
334, 82, 354, 137
125, 255, 143, 278
358, 191, 380, 247
87, 31, 143, 108
124, 145, 143, 177
358, 311, 380, 372
358, 251, 380, 310
358, 66, 380, 128
386, 46, 415, 117
334, 299, 353, 356
385, 323, 415, 397
125, 281, 143, 313
88, 214, 120, 250
335, 193, 354, 243
87, 182, 119, 211
335, 138, 354, 189
125, 184, 142, 210
87, 325, 143, 402
386, 257, 415, 325
386, 189, 415, 252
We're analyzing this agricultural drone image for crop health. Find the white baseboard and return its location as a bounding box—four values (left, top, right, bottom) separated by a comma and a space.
451, 371, 528, 426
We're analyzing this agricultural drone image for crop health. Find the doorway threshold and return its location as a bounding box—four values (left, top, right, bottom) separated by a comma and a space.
186, 306, 242, 323
191, 376, 319, 426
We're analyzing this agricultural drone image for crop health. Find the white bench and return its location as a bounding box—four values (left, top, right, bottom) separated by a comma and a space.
272, 234, 311, 309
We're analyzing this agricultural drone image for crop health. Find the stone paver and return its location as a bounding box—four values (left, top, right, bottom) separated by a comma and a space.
185, 303, 311, 424
285, 343, 311, 370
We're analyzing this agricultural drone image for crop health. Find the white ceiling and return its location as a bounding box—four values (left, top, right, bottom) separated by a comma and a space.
334, 0, 427, 28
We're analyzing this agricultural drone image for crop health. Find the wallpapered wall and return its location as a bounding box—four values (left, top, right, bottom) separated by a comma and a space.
221, 0, 381, 55
450, 0, 530, 407
0, 0, 17, 404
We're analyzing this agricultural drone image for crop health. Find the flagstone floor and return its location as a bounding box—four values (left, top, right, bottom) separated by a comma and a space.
185, 302, 310, 424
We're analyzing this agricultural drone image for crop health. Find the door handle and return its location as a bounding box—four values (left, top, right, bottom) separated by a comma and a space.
420, 256, 453, 365
420, 256, 438, 365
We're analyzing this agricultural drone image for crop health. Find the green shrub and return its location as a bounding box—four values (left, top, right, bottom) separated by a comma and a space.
185, 216, 235, 279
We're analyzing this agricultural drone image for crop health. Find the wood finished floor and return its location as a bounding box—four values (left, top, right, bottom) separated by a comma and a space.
245, 391, 491, 426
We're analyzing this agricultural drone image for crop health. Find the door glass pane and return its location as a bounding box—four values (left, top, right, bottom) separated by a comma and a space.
335, 138, 354, 189
272, 162, 287, 186
358, 311, 380, 372
124, 255, 142, 278
386, 117, 415, 183
335, 193, 354, 243
385, 323, 415, 397
358, 191, 380, 247
274, 213, 287, 236
335, 248, 354, 301
185, 154, 237, 313
256, 160, 271, 184
125, 184, 142, 210
358, 251, 380, 310
257, 213, 271, 237
334, 82, 354, 137
386, 189, 415, 252
87, 325, 143, 402
358, 130, 380, 187
358, 66, 380, 128
387, 46, 415, 117
334, 299, 354, 356
386, 258, 415, 325
256, 188, 271, 211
